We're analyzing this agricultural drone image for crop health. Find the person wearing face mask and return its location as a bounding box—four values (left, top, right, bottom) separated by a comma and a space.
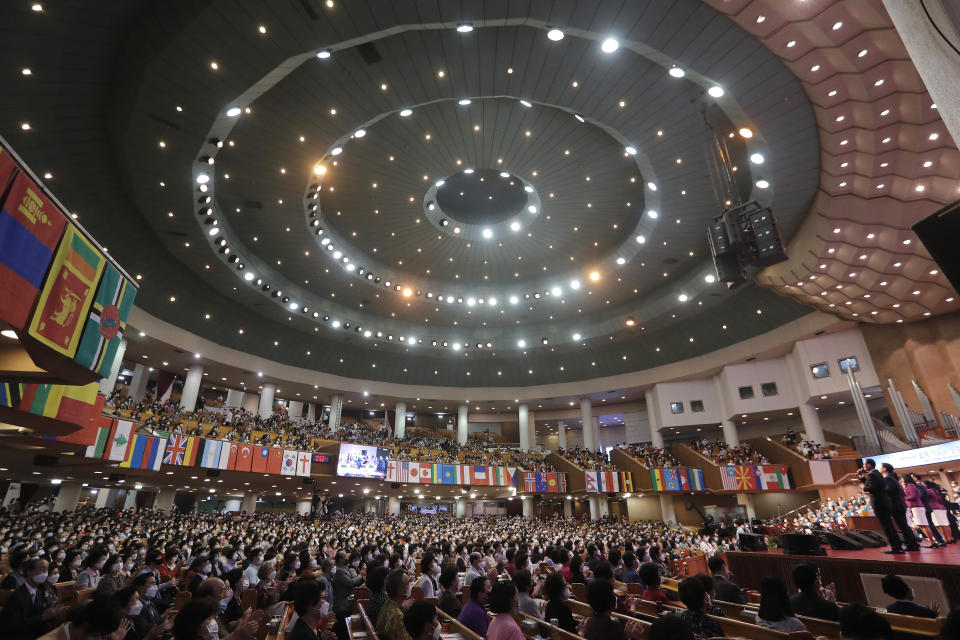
76, 549, 108, 589
221, 547, 238, 573
171, 597, 260, 640
0, 557, 68, 639
116, 585, 169, 640
255, 561, 289, 612
288, 580, 336, 640
189, 555, 215, 595
97, 554, 127, 596
458, 576, 491, 638
0, 549, 28, 589
196, 577, 234, 638
376, 570, 412, 640
35, 593, 126, 640
402, 601, 439, 640
332, 551, 366, 640
221, 569, 247, 629
130, 573, 164, 639
243, 549, 263, 587
414, 553, 439, 599
541, 572, 576, 633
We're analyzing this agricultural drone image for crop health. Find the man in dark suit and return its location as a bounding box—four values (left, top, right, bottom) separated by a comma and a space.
707, 555, 744, 604
881, 463, 920, 552
0, 557, 68, 640
881, 574, 939, 618
860, 458, 904, 553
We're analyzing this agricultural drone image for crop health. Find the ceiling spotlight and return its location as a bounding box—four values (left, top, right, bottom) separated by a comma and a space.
313, 165, 327, 175
668, 66, 685, 78
482, 228, 493, 239
601, 37, 620, 53
646, 209, 658, 219
636, 234, 646, 244
226, 107, 242, 117
517, 339, 526, 348
316, 49, 332, 59
738, 127, 753, 138
510, 295, 519, 304
647, 182, 657, 191
705, 274, 716, 283
572, 332, 582, 341
524, 185, 533, 193
625, 146, 637, 155
625, 317, 636, 327
573, 113, 585, 123
500, 171, 510, 178
527, 205, 537, 213
750, 152, 765, 164
708, 86, 724, 98
519, 99, 532, 108
331, 146, 342, 155
616, 257, 626, 265
456, 23, 474, 33
547, 28, 565, 41
0, 329, 17, 339
399, 108, 413, 117
569, 279, 581, 290
196, 174, 210, 185
589, 271, 600, 281
755, 179, 770, 189
353, 129, 366, 138
463, 168, 474, 174
510, 221, 520, 232
551, 286, 562, 296
541, 337, 549, 345
458, 98, 472, 106
678, 293, 689, 302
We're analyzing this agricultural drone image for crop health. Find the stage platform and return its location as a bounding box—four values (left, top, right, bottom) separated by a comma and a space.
725, 547, 960, 606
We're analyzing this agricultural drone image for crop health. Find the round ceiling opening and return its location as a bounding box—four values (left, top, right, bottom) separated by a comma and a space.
434, 169, 529, 225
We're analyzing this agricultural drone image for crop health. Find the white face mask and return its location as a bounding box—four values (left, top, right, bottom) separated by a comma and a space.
145, 585, 159, 598
129, 601, 144, 616
405, 582, 413, 597
433, 622, 442, 640
125, 561, 135, 571
205, 619, 219, 638
319, 601, 330, 617
111, 563, 122, 573
33, 573, 48, 584
267, 572, 277, 581
294, 561, 301, 570
47, 574, 59, 584
240, 578, 250, 590
201, 565, 212, 575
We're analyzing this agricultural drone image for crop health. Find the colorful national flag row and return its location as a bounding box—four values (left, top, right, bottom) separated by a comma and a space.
0, 140, 135, 378
84, 419, 313, 476
584, 471, 633, 493
522, 472, 567, 493
649, 468, 706, 492
385, 461, 520, 486
720, 464, 793, 491
0, 380, 105, 437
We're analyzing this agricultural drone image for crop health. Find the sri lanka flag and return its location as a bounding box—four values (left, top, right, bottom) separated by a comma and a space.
28, 225, 105, 357
0, 161, 67, 329
73, 263, 136, 377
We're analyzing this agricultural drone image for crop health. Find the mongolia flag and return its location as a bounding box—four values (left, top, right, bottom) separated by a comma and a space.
73, 263, 136, 377
200, 439, 222, 469
235, 444, 254, 472
28, 225, 106, 357
251, 446, 270, 473
267, 448, 284, 474
650, 469, 665, 491
0, 166, 67, 329
296, 451, 311, 477
280, 450, 297, 475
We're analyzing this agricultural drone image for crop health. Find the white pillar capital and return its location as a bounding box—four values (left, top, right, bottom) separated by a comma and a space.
394, 401, 407, 438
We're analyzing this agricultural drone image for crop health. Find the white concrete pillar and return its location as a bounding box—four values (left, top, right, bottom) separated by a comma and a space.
597, 497, 609, 519
455, 499, 466, 517
394, 402, 407, 438
295, 499, 312, 515
307, 402, 316, 422
387, 496, 401, 515
53, 482, 81, 513
563, 499, 573, 517
288, 401, 303, 419
224, 498, 242, 512
94, 488, 113, 509
737, 494, 756, 521
98, 339, 127, 396
457, 405, 468, 445
591, 417, 602, 452
580, 399, 596, 451
328, 394, 343, 430
528, 411, 537, 451
798, 401, 826, 444
180, 365, 204, 412
122, 490, 138, 511
128, 363, 149, 402
241, 491, 257, 514
646, 390, 664, 448
721, 420, 739, 447
258, 383, 276, 419
522, 497, 533, 518
558, 421, 568, 449
659, 495, 676, 524
225, 388, 244, 408
588, 495, 600, 520
518, 405, 530, 450
153, 490, 175, 512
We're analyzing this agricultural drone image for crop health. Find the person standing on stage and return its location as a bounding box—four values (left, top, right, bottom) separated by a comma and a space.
859, 459, 907, 554
881, 463, 920, 552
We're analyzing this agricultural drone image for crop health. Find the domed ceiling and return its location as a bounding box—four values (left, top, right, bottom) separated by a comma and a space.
1, 0, 851, 389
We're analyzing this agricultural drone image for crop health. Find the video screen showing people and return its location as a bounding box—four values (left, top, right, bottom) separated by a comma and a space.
335, 443, 388, 479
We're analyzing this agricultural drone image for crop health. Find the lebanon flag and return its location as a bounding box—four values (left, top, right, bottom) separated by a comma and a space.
280, 450, 297, 475
296, 451, 312, 477
267, 448, 284, 474
251, 446, 270, 473
107, 420, 134, 461
235, 445, 254, 472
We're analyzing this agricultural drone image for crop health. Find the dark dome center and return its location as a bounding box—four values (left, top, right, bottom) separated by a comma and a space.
434, 169, 528, 225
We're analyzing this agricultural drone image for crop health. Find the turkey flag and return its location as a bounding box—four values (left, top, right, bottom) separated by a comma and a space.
235, 444, 253, 472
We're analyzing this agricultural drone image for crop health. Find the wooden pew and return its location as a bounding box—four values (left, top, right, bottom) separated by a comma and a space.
881, 611, 945, 638
241, 588, 258, 612
352, 601, 379, 640
265, 603, 293, 640
569, 582, 586, 602
438, 609, 483, 640
713, 601, 841, 640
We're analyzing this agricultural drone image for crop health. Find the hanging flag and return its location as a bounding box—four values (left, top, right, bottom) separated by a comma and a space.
385, 460, 403, 483
0, 145, 15, 189
27, 225, 106, 357
407, 462, 431, 483
523, 472, 538, 493
267, 447, 284, 474
251, 446, 270, 473
281, 450, 297, 475
468, 466, 489, 486
235, 444, 254, 472
73, 263, 136, 377
619, 472, 633, 492
200, 439, 222, 469
107, 420, 134, 461
663, 470, 680, 492
120, 434, 151, 469
506, 467, 520, 486
148, 435, 167, 471
687, 468, 706, 491
650, 469, 665, 491
0, 382, 24, 409
0, 167, 68, 329
164, 435, 198, 466
296, 451, 311, 477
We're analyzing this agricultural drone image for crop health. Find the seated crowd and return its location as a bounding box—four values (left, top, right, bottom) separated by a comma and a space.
3, 503, 957, 640
689, 439, 769, 466
782, 429, 840, 460
555, 447, 616, 471
617, 444, 680, 469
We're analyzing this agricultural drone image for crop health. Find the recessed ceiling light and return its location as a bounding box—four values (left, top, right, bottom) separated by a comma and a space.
708, 86, 724, 98
668, 66, 685, 78
572, 332, 581, 341
353, 129, 366, 138
625, 146, 637, 155
519, 99, 532, 108
458, 98, 471, 106
832, 21, 843, 30
399, 108, 412, 117
482, 228, 493, 239
456, 23, 474, 33
755, 179, 770, 189
589, 271, 600, 281
625, 317, 636, 326
601, 38, 619, 53
678, 293, 689, 302
20, 122, 31, 131
786, 40, 796, 48
21, 68, 32, 76
738, 127, 753, 138
547, 28, 564, 41
316, 49, 332, 59
517, 339, 526, 348
750, 153, 765, 164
